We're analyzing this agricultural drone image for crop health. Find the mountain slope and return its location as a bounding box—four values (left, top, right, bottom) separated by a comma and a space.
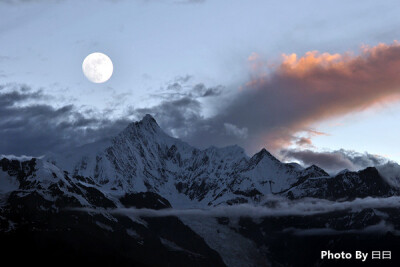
2, 115, 400, 266
46, 115, 334, 206
0, 157, 225, 266
284, 167, 399, 200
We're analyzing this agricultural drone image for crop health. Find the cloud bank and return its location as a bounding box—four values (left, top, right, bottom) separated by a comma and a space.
279, 148, 400, 184
0, 84, 131, 155
281, 149, 388, 172
283, 221, 398, 236
76, 196, 400, 218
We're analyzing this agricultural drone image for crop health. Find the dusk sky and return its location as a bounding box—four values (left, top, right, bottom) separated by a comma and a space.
1, 0, 400, 171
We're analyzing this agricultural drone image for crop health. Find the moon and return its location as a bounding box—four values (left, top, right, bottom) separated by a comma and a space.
82, 52, 113, 83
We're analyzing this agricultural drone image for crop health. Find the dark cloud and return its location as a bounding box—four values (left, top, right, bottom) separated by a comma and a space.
150, 75, 224, 101
128, 103, 249, 152
377, 162, 400, 187
0, 84, 130, 156
224, 123, 248, 139
0, 78, 224, 156
132, 97, 203, 138
280, 148, 400, 185
166, 82, 182, 91
295, 137, 312, 147
191, 83, 222, 97
280, 149, 388, 172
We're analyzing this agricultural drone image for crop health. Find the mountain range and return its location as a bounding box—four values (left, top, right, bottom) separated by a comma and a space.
1, 115, 400, 266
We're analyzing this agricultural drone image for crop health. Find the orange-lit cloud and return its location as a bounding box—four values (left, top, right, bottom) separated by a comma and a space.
296, 137, 313, 147
142, 41, 400, 157
240, 41, 400, 152
307, 129, 329, 136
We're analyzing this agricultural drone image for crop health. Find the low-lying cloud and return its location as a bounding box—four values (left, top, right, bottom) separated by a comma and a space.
76, 196, 400, 218
283, 221, 399, 236
280, 148, 400, 182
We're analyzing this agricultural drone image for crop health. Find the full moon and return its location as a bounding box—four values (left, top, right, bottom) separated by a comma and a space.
82, 52, 113, 83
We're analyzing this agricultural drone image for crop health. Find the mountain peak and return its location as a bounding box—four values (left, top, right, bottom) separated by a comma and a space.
249, 148, 280, 166
258, 148, 279, 160
141, 114, 157, 123
304, 164, 330, 177
124, 114, 160, 134
139, 114, 159, 127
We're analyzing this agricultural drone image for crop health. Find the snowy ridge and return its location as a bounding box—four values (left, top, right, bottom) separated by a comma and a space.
0, 157, 117, 208
40, 114, 398, 209
0, 157, 226, 266
44, 115, 333, 206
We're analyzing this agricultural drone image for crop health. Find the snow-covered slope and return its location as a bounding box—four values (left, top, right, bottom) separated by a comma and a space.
284, 167, 399, 200
45, 114, 331, 206
0, 157, 225, 266
2, 115, 400, 267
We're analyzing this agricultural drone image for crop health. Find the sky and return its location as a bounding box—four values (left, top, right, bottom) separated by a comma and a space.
1, 0, 400, 171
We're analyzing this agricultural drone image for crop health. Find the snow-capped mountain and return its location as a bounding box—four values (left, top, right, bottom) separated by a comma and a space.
284, 167, 400, 200
0, 157, 225, 266
2, 115, 400, 267
45, 114, 337, 207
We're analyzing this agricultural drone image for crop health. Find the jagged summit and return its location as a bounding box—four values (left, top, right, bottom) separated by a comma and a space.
122, 114, 162, 135
249, 148, 280, 165
304, 164, 329, 176
142, 113, 157, 123
135, 114, 159, 129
